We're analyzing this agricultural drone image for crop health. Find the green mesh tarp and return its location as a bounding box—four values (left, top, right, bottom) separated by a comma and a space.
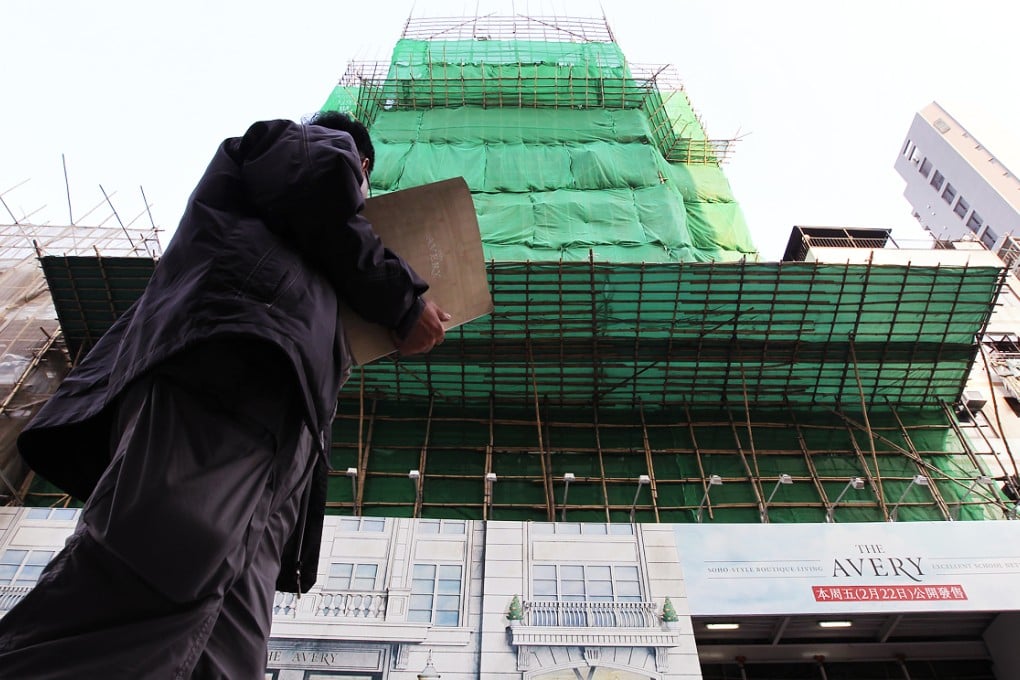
322, 35, 756, 262
359, 108, 753, 262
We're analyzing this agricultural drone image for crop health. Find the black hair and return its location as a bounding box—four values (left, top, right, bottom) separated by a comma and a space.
307, 110, 375, 175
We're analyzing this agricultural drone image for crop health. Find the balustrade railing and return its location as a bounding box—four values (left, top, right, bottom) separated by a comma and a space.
273, 589, 387, 620
0, 586, 32, 613
316, 591, 386, 619
522, 600, 657, 628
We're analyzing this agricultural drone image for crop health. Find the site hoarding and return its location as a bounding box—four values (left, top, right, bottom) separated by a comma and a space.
674, 521, 1020, 615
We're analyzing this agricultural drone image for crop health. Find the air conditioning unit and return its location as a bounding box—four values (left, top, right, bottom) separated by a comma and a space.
960, 390, 987, 413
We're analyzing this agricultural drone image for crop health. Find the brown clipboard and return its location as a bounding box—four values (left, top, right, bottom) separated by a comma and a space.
339, 177, 493, 365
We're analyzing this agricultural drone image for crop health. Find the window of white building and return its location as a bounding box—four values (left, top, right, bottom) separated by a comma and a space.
929, 169, 945, 192
325, 562, 379, 591
336, 517, 386, 532
919, 158, 933, 178
966, 212, 983, 232
0, 549, 54, 587
532, 564, 642, 602
416, 519, 467, 535
531, 522, 634, 535
954, 196, 970, 219
942, 183, 957, 204
25, 507, 79, 521
409, 564, 462, 626
980, 226, 999, 249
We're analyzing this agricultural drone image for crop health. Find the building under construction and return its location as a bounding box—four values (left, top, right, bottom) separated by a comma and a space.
2, 11, 1019, 680
0, 198, 160, 507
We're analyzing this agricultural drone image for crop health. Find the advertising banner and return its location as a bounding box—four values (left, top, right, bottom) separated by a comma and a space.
674, 521, 1020, 615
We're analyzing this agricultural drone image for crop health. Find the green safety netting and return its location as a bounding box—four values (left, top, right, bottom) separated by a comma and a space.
360, 107, 753, 262
321, 35, 755, 262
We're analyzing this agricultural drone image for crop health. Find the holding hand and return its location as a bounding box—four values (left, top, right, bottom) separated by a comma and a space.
393, 299, 451, 356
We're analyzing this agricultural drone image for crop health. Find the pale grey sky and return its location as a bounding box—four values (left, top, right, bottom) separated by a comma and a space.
2, 0, 1017, 260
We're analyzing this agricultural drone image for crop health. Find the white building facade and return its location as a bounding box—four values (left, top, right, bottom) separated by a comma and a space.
894, 102, 1020, 253
0, 510, 698, 679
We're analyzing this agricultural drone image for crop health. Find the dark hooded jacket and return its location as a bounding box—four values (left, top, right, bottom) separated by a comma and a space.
17, 119, 428, 592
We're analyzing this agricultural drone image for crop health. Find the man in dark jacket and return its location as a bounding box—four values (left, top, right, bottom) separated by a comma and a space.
0, 112, 448, 678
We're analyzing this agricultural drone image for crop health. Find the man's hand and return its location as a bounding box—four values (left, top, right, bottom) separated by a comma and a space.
393, 299, 451, 356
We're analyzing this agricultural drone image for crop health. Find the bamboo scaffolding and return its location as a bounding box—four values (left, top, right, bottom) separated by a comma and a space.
736, 363, 768, 522
92, 247, 120, 320
542, 409, 557, 520
23, 246, 1005, 522
400, 15, 613, 43
0, 328, 60, 423
61, 254, 94, 354
832, 406, 998, 508
939, 401, 1014, 517
336, 53, 734, 163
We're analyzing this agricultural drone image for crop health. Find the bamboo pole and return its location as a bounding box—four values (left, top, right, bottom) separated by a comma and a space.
526, 337, 554, 521
638, 400, 661, 522
413, 396, 435, 518
848, 331, 888, 519
484, 394, 494, 521
592, 403, 610, 523
355, 395, 378, 517
889, 404, 951, 520
685, 404, 712, 521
